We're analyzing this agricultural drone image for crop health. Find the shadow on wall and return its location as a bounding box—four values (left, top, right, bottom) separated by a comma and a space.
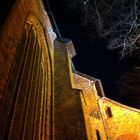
0, 0, 16, 30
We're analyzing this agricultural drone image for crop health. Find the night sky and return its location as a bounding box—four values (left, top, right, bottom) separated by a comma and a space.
47, 0, 140, 108
1, 0, 140, 109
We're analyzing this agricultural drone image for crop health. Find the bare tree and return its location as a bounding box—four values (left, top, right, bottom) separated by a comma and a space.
88, 0, 140, 59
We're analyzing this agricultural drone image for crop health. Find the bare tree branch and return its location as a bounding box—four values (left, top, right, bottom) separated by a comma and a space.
88, 0, 140, 59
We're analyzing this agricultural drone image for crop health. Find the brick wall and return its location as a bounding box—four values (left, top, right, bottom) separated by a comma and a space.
0, 0, 53, 139
99, 97, 140, 140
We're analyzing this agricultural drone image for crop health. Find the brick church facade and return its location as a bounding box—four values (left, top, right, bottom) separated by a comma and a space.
0, 0, 140, 139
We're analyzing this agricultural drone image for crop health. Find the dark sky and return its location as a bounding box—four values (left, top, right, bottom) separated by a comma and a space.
1, 0, 139, 108
47, 0, 140, 110
47, 0, 136, 100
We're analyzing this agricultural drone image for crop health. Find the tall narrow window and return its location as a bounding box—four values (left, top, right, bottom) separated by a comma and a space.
96, 130, 101, 140
105, 107, 113, 118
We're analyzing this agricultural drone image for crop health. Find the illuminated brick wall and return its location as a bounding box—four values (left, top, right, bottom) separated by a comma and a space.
54, 40, 87, 140
73, 73, 107, 140
99, 97, 140, 140
72, 72, 140, 140
0, 0, 140, 139
0, 0, 53, 139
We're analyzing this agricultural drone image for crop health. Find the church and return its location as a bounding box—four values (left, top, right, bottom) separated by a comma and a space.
0, 0, 140, 139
